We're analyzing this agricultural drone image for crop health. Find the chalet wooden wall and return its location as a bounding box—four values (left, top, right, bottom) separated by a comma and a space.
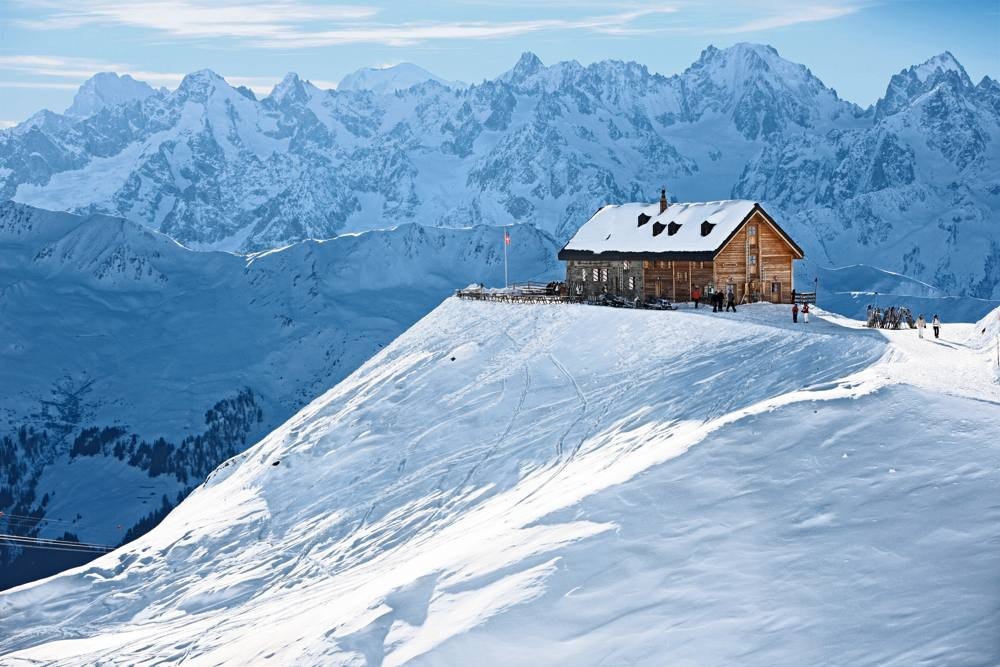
713, 211, 795, 303
642, 260, 714, 302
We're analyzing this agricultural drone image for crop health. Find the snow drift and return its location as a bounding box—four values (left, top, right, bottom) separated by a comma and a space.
2, 299, 998, 664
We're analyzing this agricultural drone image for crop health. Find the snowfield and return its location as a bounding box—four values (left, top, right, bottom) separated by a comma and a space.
1, 300, 998, 665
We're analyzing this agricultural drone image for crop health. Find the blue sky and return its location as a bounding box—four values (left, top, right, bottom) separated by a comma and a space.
1, 0, 997, 126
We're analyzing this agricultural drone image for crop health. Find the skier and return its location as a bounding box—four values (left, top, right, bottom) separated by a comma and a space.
692, 286, 701, 309
916, 314, 926, 339
932, 314, 941, 339
726, 291, 737, 313
802, 302, 810, 324
792, 303, 799, 323
715, 291, 724, 312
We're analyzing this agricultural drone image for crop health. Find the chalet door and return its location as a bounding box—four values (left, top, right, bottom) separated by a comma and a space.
770, 281, 782, 303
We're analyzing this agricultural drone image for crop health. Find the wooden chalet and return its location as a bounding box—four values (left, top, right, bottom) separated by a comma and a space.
558, 190, 804, 304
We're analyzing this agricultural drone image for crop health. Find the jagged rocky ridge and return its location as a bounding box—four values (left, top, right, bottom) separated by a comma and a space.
2, 44, 996, 296
0, 201, 559, 588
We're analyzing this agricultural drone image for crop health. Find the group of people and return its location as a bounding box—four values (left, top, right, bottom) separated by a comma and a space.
915, 314, 942, 339
691, 288, 737, 313
791, 302, 811, 323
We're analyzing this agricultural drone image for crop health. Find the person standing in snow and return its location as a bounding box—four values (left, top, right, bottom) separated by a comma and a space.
932, 314, 941, 339
792, 303, 799, 323
726, 291, 737, 313
916, 314, 926, 338
692, 286, 701, 309
802, 303, 810, 323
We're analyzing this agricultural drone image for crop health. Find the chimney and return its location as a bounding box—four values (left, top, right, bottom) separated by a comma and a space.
659, 189, 668, 214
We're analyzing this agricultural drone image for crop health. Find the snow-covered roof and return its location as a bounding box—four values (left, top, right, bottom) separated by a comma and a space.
560, 199, 773, 258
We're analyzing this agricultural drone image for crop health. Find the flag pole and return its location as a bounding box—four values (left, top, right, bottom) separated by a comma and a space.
503, 225, 509, 289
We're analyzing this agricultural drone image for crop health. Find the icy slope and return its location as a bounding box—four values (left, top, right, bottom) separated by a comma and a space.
0, 202, 559, 589
2, 300, 997, 664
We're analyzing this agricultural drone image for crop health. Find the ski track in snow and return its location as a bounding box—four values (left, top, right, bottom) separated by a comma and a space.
1, 300, 999, 665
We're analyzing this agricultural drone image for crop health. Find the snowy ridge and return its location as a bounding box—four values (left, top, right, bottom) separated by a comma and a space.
1, 300, 998, 663
0, 201, 559, 589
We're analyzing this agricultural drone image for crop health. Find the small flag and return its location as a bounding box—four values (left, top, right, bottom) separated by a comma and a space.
504, 230, 511, 245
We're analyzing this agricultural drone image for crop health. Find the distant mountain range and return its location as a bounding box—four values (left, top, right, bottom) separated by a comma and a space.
337, 62, 465, 94
1, 43, 997, 297
0, 200, 559, 588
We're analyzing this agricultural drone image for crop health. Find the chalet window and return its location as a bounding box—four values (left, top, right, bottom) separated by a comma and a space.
601, 268, 609, 282
592, 268, 599, 281
749, 225, 758, 244
749, 254, 758, 266
701, 221, 716, 236
580, 268, 586, 281
628, 276, 635, 290
771, 281, 780, 294
622, 260, 630, 271
575, 284, 583, 295
667, 222, 681, 236
652, 222, 666, 237
637, 213, 651, 227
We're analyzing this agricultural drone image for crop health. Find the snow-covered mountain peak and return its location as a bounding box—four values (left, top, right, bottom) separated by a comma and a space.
268, 72, 322, 105
912, 51, 968, 84
681, 42, 860, 137
65, 72, 159, 118
175, 69, 231, 100
691, 42, 800, 81
337, 62, 462, 94
875, 51, 975, 120
503, 51, 545, 84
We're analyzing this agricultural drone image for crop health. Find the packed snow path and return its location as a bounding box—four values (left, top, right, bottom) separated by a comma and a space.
1, 300, 998, 665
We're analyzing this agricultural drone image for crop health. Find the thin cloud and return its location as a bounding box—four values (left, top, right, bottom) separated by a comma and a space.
12, 1, 863, 48
0, 120, 20, 128
593, 2, 862, 36
0, 80, 82, 90
15, 1, 684, 47
15, 1, 378, 37
0, 54, 305, 95
712, 4, 859, 34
